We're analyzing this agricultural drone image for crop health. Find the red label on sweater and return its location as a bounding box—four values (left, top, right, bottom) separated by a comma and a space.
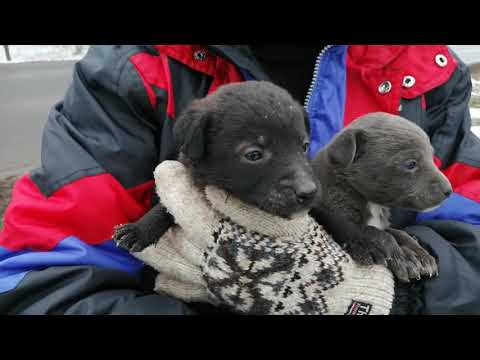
345, 300, 372, 315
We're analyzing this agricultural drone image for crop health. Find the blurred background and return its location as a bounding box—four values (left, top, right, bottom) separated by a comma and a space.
0, 45, 479, 181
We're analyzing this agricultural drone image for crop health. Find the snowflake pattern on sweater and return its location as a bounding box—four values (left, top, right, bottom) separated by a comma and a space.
204, 217, 349, 314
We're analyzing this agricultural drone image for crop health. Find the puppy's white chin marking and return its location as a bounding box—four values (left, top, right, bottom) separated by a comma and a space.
366, 202, 390, 230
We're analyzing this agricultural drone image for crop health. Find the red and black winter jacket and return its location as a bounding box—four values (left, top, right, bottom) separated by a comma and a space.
1, 45, 479, 314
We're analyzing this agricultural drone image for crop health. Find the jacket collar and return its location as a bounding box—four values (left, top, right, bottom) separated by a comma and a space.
147, 45, 457, 100
147, 45, 412, 78
347, 45, 408, 69
207, 45, 270, 80
346, 45, 457, 99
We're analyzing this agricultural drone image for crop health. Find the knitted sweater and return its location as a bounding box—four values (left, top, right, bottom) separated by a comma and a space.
134, 161, 395, 315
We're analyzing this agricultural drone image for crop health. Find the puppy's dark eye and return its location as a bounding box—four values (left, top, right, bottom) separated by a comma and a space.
404, 159, 418, 171
245, 150, 263, 162
303, 142, 310, 153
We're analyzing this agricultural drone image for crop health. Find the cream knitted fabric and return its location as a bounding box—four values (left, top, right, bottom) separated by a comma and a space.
134, 161, 395, 315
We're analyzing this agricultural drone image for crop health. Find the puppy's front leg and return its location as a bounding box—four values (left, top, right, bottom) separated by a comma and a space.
309, 205, 362, 248
113, 203, 174, 252
309, 206, 402, 268
385, 228, 438, 280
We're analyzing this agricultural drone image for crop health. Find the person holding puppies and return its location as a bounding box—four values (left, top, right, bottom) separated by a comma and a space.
1, 45, 479, 315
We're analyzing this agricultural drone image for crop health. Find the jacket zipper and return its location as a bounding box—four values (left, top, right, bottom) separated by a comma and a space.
304, 45, 333, 110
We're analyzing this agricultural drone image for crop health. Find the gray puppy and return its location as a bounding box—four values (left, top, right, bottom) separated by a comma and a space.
311, 112, 452, 282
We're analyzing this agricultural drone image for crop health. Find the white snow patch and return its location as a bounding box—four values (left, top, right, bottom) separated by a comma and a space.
472, 78, 480, 97
449, 45, 480, 65
1, 45, 89, 64
471, 107, 480, 121
472, 126, 480, 138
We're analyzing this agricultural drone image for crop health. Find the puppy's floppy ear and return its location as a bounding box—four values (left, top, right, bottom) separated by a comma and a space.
327, 129, 366, 167
173, 100, 211, 162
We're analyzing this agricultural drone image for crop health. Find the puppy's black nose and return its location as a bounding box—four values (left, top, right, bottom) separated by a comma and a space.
295, 183, 318, 204
433, 178, 452, 199
440, 182, 452, 198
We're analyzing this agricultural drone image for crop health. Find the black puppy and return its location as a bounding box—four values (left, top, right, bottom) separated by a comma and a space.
114, 81, 329, 252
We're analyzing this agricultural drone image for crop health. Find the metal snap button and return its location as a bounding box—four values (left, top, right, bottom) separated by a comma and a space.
402, 75, 416, 88
194, 50, 207, 61
435, 54, 448, 67
378, 81, 392, 94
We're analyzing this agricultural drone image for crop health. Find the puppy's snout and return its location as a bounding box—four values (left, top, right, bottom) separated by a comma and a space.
278, 164, 319, 208
295, 181, 318, 204
432, 175, 453, 199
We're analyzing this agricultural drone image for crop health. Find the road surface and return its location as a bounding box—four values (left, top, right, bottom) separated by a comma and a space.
0, 61, 75, 177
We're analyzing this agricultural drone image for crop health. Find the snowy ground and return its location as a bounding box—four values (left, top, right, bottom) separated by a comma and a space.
472, 107, 480, 120
471, 70, 480, 137
473, 78, 480, 93
0, 45, 89, 63
450, 45, 480, 65
473, 127, 480, 137
2, 45, 479, 64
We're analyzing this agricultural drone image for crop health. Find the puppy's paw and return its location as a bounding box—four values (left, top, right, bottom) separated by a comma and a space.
113, 223, 156, 253
402, 236, 438, 279
387, 251, 412, 283
386, 229, 438, 282
345, 226, 400, 267
344, 226, 414, 282
344, 241, 376, 266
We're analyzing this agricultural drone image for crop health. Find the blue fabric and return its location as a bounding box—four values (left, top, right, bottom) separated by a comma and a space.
0, 236, 143, 293
416, 193, 480, 226
306, 46, 348, 159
